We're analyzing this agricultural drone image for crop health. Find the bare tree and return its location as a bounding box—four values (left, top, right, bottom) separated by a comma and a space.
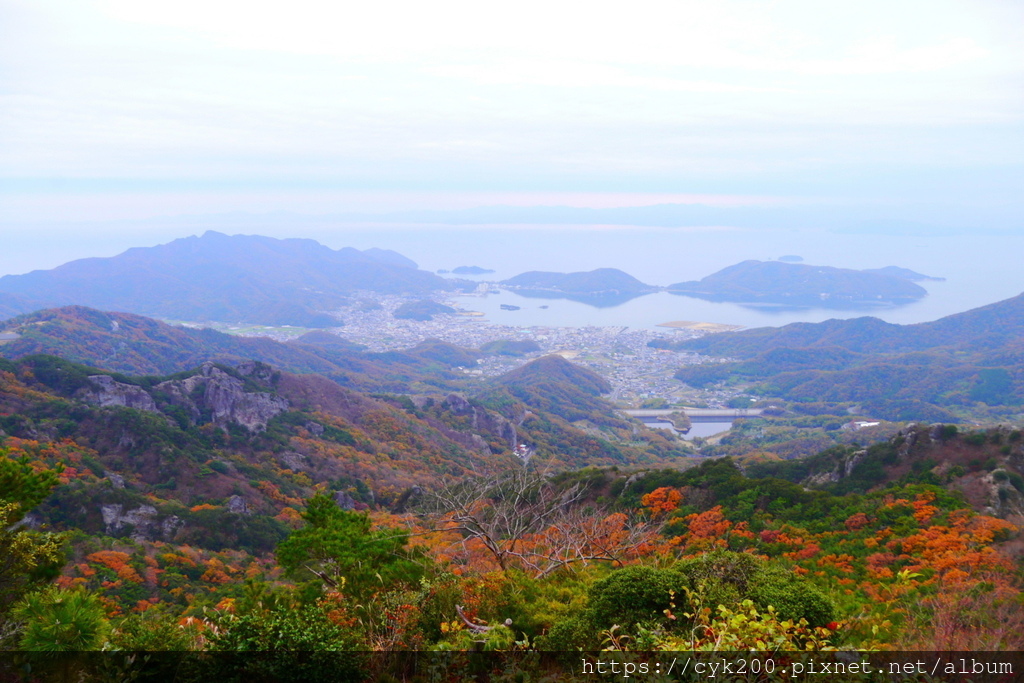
427, 468, 660, 578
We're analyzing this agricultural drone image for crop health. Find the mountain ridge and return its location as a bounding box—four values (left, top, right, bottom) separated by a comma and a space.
672, 290, 1024, 421
681, 290, 1024, 358
0, 231, 461, 327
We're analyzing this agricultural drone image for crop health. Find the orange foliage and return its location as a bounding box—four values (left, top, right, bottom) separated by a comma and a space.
275, 506, 304, 528
200, 559, 232, 585
215, 597, 236, 612
844, 512, 870, 531
85, 551, 143, 583
912, 492, 938, 524
641, 487, 682, 516
254, 480, 304, 507
686, 506, 731, 540
731, 521, 756, 540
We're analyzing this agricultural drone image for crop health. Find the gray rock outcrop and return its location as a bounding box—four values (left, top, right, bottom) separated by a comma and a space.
155, 362, 288, 431
81, 375, 159, 413
332, 490, 358, 510
226, 495, 250, 515
443, 393, 519, 450
101, 503, 182, 541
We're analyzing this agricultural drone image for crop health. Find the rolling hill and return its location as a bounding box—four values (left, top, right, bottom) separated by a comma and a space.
671, 291, 1024, 421
0, 306, 687, 467
0, 306, 489, 393
681, 290, 1024, 358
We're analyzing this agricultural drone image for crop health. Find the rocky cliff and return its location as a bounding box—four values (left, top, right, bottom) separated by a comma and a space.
76, 361, 288, 432
154, 362, 288, 431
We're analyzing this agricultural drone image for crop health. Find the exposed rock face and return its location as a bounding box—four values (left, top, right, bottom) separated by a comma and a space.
236, 360, 278, 384
81, 375, 159, 413
101, 503, 182, 541
155, 362, 288, 431
844, 450, 867, 478
332, 490, 358, 510
77, 362, 288, 432
805, 449, 867, 487
226, 495, 250, 515
278, 451, 308, 471
443, 393, 519, 451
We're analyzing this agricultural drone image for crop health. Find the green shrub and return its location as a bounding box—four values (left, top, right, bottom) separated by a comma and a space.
676, 551, 763, 611
208, 461, 230, 475
747, 567, 835, 627
537, 614, 596, 650
676, 551, 835, 628
963, 432, 987, 447
586, 566, 689, 630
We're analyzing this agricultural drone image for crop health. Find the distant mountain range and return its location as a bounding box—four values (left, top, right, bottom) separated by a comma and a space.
667, 260, 929, 308
0, 232, 946, 322
861, 266, 945, 282
0, 231, 464, 327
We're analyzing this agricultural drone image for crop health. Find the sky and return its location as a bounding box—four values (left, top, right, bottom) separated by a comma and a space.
1, 0, 1022, 274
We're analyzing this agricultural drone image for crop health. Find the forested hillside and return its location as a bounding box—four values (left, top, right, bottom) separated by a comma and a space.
667, 291, 1024, 421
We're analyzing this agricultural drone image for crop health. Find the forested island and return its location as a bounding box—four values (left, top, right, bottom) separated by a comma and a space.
667, 260, 930, 307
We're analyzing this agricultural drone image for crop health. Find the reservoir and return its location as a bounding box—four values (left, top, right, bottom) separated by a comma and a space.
645, 420, 734, 440
627, 409, 758, 440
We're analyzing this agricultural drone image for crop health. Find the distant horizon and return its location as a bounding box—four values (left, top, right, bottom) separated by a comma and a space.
3, 227, 1024, 332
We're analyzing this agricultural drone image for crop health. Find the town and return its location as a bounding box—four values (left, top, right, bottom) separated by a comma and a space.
217, 292, 746, 411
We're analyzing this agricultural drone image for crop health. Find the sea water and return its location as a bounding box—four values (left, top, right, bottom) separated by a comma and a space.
323, 226, 1024, 330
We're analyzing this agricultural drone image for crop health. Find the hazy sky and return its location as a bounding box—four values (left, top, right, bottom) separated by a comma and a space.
1, 0, 1022, 272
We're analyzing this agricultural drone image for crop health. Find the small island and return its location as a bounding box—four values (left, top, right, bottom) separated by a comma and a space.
500, 268, 657, 307
452, 265, 496, 275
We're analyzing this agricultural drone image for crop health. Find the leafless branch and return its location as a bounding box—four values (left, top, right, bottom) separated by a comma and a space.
425, 469, 661, 578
